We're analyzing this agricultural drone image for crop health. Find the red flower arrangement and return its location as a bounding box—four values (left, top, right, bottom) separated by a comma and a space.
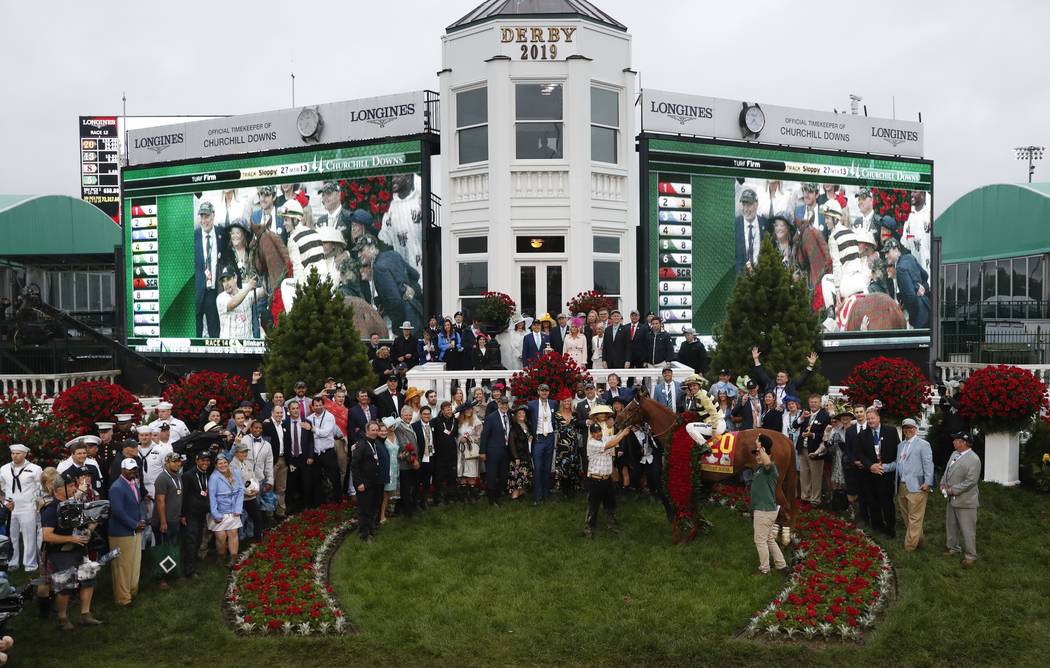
870, 188, 912, 227
664, 425, 705, 543
474, 292, 517, 333
567, 290, 615, 316
226, 503, 355, 635
711, 485, 894, 641
51, 381, 143, 434
162, 371, 254, 425
509, 351, 592, 403
842, 357, 932, 422
959, 365, 1049, 433
0, 393, 80, 467
340, 176, 393, 228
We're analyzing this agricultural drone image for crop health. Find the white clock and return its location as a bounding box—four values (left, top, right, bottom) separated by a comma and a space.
740, 103, 765, 138
297, 107, 323, 141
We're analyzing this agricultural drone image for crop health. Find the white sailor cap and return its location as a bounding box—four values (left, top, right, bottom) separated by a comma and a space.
136, 425, 152, 435
65, 435, 101, 449
115, 414, 134, 422
8, 444, 29, 454
96, 422, 114, 431
156, 401, 173, 411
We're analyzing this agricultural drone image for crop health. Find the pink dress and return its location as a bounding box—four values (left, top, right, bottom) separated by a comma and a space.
563, 333, 587, 369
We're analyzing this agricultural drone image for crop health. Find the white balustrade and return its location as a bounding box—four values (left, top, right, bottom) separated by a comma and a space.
937, 361, 1050, 386
0, 370, 122, 399
405, 361, 695, 402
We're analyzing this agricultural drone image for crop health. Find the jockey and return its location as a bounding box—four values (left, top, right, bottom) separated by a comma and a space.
681, 374, 725, 456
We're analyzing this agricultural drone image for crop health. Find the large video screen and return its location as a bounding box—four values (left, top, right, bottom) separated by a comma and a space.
646, 138, 933, 346
122, 140, 426, 354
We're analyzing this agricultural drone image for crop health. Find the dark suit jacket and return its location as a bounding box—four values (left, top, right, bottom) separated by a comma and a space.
391, 335, 419, 368
894, 253, 930, 329
454, 323, 476, 352
350, 437, 382, 487
677, 339, 709, 373
412, 419, 436, 459
250, 208, 286, 243
526, 398, 560, 436
600, 387, 635, 406
735, 214, 770, 273
375, 391, 405, 420
262, 417, 288, 461
794, 408, 831, 455
731, 396, 761, 430
602, 323, 629, 368
472, 343, 503, 370
349, 404, 379, 441
549, 326, 568, 354
373, 250, 423, 331
858, 425, 901, 471
283, 418, 315, 464
480, 410, 511, 459
574, 397, 600, 431
181, 467, 212, 517
521, 332, 549, 367
643, 329, 675, 365
626, 322, 649, 364
759, 408, 784, 432
193, 226, 226, 304
753, 365, 812, 400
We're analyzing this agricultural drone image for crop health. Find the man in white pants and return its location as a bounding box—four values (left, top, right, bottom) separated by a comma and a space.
0, 444, 43, 571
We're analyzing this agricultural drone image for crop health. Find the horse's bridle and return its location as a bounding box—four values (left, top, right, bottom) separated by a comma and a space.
622, 397, 684, 439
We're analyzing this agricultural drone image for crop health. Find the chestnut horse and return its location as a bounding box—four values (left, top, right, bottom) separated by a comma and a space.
617, 393, 799, 543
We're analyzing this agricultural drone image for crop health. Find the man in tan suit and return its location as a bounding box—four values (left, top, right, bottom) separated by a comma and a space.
941, 432, 981, 567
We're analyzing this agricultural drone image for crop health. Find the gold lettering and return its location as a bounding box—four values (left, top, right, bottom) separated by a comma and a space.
531, 27, 544, 42
500, 28, 515, 43
562, 27, 576, 43
547, 27, 560, 42
515, 27, 527, 43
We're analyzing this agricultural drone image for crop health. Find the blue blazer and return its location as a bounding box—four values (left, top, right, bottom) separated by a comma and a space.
794, 205, 827, 239
107, 478, 144, 537
521, 332, 550, 367
600, 387, 635, 406
894, 253, 930, 329
349, 404, 378, 442
480, 410, 511, 459
652, 381, 682, 409
193, 226, 226, 301
250, 208, 286, 242
526, 398, 559, 437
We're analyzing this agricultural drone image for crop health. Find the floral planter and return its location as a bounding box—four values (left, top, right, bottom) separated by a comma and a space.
983, 431, 1020, 486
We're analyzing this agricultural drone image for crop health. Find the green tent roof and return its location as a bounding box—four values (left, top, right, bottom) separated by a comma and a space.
937, 183, 1050, 264
0, 194, 121, 257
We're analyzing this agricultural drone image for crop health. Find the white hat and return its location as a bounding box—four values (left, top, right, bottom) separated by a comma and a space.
150, 426, 161, 434
399, 321, 414, 330
381, 416, 398, 429
115, 414, 133, 422
8, 444, 29, 454
120, 458, 139, 470
854, 230, 878, 248
278, 199, 304, 218
316, 226, 346, 246
156, 401, 173, 411
203, 421, 221, 432
822, 200, 844, 219
96, 422, 114, 431
523, 315, 535, 330
901, 418, 918, 428
136, 425, 152, 435
65, 435, 101, 449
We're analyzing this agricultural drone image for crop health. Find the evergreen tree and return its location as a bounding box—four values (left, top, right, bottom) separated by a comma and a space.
709, 236, 828, 396
261, 272, 377, 395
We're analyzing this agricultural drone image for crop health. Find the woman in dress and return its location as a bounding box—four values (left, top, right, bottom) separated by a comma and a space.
562, 318, 588, 370
380, 422, 400, 523
456, 406, 482, 502
772, 215, 800, 276
590, 322, 606, 370
584, 309, 600, 367
553, 390, 581, 495
438, 319, 465, 371
222, 220, 253, 286
418, 329, 440, 365
507, 406, 533, 500
503, 316, 530, 371
208, 454, 244, 567
372, 346, 395, 382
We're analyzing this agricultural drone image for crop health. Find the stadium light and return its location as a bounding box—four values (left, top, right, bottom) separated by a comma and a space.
1015, 145, 1045, 183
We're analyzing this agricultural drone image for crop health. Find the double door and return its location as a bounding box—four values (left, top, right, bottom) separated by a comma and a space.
518, 262, 562, 318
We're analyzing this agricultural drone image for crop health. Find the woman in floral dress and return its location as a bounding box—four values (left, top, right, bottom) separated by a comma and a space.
507, 406, 533, 500
553, 390, 581, 495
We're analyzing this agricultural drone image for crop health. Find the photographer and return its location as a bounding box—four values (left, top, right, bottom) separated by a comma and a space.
108, 459, 145, 607
41, 469, 102, 630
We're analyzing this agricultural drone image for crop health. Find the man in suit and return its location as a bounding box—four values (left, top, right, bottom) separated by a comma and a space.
643, 317, 674, 374
250, 184, 286, 242
284, 400, 315, 512
794, 182, 828, 240
941, 432, 981, 567
794, 394, 830, 504
375, 377, 406, 420
842, 405, 869, 525
880, 418, 934, 551
625, 310, 649, 371
391, 322, 419, 370
549, 313, 569, 354
453, 311, 476, 352
602, 310, 629, 368
350, 421, 383, 542
193, 201, 225, 338
676, 327, 708, 374
731, 381, 762, 430
528, 384, 560, 503
479, 396, 512, 506
735, 187, 769, 274
315, 181, 353, 232
858, 405, 901, 538
108, 459, 146, 607
413, 406, 437, 509
349, 389, 379, 442
262, 404, 290, 517
600, 373, 634, 406
885, 240, 930, 329
521, 318, 549, 367
574, 383, 600, 432
652, 366, 683, 413
359, 240, 424, 333
751, 347, 818, 409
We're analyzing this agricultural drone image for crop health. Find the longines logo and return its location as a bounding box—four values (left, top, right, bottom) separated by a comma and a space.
133, 132, 184, 154
650, 100, 713, 126
349, 103, 416, 128
871, 126, 919, 147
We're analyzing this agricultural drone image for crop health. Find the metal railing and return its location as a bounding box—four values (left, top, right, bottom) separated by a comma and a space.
404, 362, 696, 401
0, 369, 121, 398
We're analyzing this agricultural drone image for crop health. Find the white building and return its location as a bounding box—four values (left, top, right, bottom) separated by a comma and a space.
439, 0, 638, 318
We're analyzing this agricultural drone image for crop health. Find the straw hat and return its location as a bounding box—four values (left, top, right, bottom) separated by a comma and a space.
537, 312, 556, 326
588, 405, 614, 417
404, 387, 422, 403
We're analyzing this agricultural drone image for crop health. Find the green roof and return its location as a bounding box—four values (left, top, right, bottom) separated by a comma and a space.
0, 194, 121, 257
937, 183, 1050, 264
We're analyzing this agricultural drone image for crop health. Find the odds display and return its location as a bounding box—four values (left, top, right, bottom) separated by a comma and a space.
130, 202, 160, 337
656, 180, 694, 339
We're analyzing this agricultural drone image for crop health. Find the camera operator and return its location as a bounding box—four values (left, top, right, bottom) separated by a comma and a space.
108, 459, 145, 607
41, 469, 102, 630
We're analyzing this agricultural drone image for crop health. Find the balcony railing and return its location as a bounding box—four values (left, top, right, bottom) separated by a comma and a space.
0, 369, 121, 398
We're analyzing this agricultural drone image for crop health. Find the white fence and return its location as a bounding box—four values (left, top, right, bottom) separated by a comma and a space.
937, 361, 1050, 386
0, 370, 122, 398
404, 362, 695, 400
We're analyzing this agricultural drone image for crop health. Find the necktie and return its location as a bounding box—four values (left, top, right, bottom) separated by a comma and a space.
11, 466, 24, 493
140, 450, 150, 474
747, 222, 755, 263
501, 413, 509, 442
425, 425, 433, 456
631, 324, 636, 340
205, 234, 213, 287
292, 422, 300, 457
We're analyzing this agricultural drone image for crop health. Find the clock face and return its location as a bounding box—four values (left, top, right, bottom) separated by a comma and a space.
744, 105, 765, 134
297, 108, 320, 138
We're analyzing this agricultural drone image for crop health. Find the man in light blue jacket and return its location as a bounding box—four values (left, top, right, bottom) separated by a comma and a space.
880, 417, 933, 551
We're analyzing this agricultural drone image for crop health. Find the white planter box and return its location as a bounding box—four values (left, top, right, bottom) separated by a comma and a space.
983, 431, 1020, 486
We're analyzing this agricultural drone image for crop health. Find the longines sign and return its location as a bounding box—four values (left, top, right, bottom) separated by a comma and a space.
641, 89, 924, 158
127, 91, 431, 166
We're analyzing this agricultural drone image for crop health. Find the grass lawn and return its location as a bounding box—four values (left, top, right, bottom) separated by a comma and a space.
7, 484, 1050, 667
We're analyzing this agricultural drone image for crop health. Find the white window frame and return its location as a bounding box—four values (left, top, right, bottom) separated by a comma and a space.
514, 81, 566, 162
455, 85, 488, 166
457, 234, 489, 312
592, 233, 622, 308
590, 84, 620, 165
